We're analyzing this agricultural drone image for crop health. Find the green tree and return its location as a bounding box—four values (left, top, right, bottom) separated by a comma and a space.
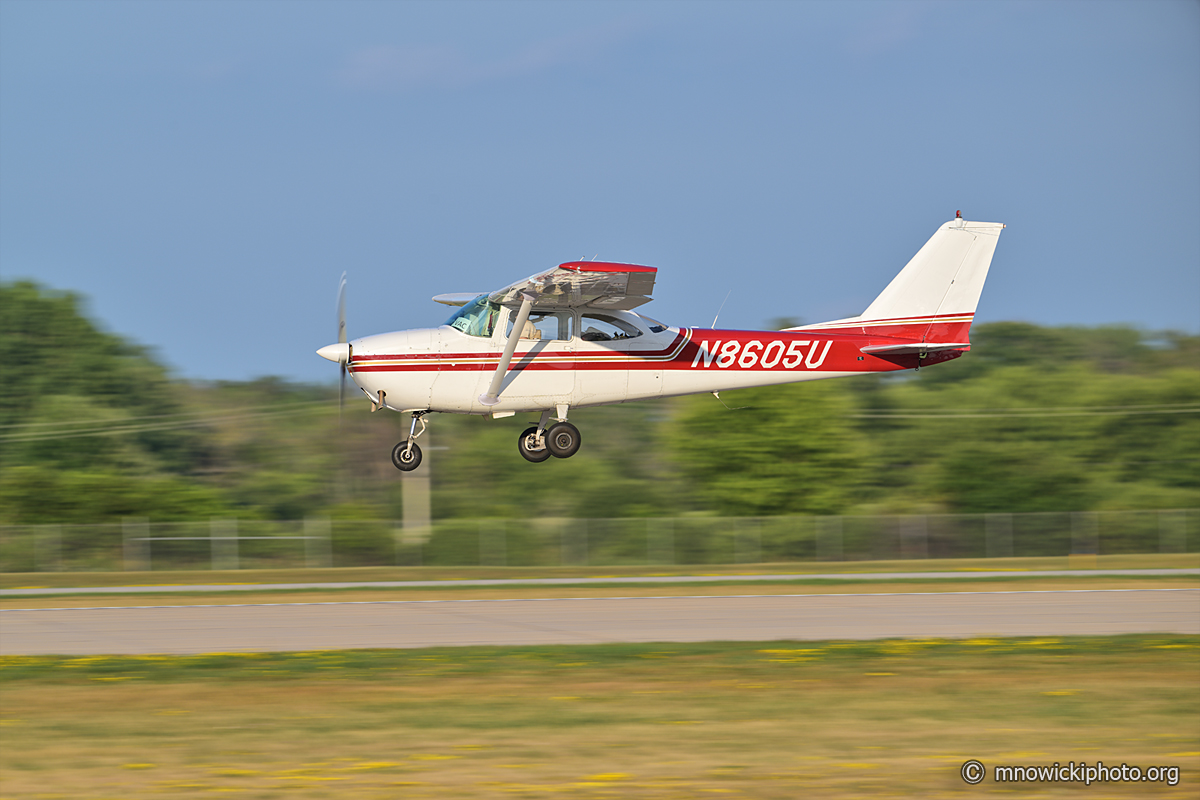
0, 466, 233, 524
666, 380, 868, 516
0, 280, 211, 474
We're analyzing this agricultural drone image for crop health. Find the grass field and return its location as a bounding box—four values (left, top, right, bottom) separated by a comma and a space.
1, 636, 1197, 798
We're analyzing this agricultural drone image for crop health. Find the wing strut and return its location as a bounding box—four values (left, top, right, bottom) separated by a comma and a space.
479, 292, 536, 407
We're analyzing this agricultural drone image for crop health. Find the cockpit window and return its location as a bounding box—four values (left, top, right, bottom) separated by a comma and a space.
445, 295, 500, 337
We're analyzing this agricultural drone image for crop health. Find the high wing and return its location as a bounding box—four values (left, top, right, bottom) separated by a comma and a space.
432, 292, 483, 307
487, 261, 657, 311
465, 261, 657, 407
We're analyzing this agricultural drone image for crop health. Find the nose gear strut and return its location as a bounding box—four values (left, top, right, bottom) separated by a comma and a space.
392, 411, 428, 472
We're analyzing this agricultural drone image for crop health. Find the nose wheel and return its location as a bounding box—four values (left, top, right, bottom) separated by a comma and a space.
392, 440, 422, 471
392, 411, 427, 472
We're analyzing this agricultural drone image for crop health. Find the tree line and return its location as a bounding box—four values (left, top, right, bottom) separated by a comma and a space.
1, 280, 1196, 524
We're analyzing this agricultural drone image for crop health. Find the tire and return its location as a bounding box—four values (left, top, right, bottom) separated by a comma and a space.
391, 441, 423, 471
517, 426, 552, 463
545, 422, 581, 459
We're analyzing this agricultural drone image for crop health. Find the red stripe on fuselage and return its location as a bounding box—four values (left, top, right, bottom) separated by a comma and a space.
794, 312, 974, 343
348, 328, 965, 374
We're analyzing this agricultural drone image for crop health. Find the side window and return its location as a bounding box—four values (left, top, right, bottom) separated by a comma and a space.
579, 313, 643, 342
506, 310, 572, 341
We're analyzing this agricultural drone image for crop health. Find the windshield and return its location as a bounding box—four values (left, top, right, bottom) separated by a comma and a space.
444, 295, 500, 337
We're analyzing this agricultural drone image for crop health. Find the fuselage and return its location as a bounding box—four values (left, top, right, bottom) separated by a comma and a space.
347, 304, 964, 415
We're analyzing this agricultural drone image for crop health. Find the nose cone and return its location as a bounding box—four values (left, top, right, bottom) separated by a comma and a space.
317, 342, 350, 364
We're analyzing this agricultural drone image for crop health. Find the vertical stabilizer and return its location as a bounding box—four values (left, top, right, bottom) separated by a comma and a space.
861, 217, 1004, 328
794, 217, 1005, 344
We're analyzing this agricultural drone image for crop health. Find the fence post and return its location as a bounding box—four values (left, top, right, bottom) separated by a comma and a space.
1158, 510, 1186, 554
1070, 511, 1099, 567
816, 516, 843, 562
560, 519, 587, 566
736, 518, 762, 564
395, 520, 423, 566
36, 524, 62, 572
648, 518, 674, 565
210, 519, 238, 571
304, 517, 332, 568
122, 517, 149, 571
899, 515, 928, 560
985, 513, 1014, 558
480, 519, 506, 566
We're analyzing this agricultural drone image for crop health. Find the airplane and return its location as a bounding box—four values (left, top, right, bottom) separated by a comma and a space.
318, 213, 1004, 470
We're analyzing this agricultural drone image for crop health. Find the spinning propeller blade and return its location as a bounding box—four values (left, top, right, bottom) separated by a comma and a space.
337, 273, 347, 422
337, 272, 347, 344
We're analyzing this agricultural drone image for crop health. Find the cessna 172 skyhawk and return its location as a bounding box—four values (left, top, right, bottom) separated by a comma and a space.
318, 214, 1004, 470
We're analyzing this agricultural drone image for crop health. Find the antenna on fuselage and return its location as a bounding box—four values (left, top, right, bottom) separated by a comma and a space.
711, 289, 732, 328
712, 391, 748, 411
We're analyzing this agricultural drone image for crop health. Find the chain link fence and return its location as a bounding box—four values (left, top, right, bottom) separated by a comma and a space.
0, 510, 1194, 573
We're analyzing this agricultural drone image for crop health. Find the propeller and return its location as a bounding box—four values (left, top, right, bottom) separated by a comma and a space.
316, 274, 357, 422
337, 272, 347, 421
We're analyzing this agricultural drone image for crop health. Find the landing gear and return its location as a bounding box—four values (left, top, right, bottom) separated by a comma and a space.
392, 411, 428, 472
516, 410, 581, 462
517, 426, 552, 463
546, 422, 581, 458
392, 440, 422, 471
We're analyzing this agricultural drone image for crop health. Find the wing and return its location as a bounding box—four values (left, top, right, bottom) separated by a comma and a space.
487, 261, 657, 311
432, 293, 484, 307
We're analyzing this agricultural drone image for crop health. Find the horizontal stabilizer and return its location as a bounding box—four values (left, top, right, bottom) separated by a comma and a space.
860, 342, 970, 355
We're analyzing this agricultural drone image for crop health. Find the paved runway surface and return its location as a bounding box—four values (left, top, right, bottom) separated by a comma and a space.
2, 589, 1196, 655
3, 568, 1196, 595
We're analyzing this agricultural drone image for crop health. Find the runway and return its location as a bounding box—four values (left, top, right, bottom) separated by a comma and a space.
2, 589, 1196, 655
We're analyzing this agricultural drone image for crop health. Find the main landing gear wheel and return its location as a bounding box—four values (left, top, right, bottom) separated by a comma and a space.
517, 426, 552, 463
546, 422, 581, 459
391, 441, 422, 471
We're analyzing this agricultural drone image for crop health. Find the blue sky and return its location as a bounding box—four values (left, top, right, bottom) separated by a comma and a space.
2, 0, 1197, 382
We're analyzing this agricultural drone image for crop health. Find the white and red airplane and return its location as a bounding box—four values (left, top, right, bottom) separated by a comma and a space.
318, 214, 1004, 469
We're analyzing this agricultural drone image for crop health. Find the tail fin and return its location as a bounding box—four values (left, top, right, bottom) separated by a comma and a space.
795, 216, 1004, 346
